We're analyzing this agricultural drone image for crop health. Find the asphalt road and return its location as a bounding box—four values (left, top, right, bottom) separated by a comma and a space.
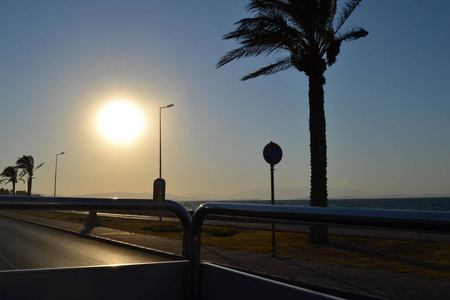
0, 216, 170, 270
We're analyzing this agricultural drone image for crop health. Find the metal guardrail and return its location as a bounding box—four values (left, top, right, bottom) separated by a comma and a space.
188, 202, 450, 300
2, 197, 450, 299
0, 196, 192, 259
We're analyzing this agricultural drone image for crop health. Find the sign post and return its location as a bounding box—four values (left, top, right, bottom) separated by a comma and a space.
263, 141, 283, 257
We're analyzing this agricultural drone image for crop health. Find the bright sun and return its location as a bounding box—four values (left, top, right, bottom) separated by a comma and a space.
97, 100, 145, 144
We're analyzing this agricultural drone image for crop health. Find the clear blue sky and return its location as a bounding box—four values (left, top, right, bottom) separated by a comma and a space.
0, 1, 449, 198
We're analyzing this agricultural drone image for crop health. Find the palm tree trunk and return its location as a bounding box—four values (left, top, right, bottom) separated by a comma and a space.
12, 182, 16, 196
308, 71, 329, 243
27, 175, 32, 196
308, 72, 328, 205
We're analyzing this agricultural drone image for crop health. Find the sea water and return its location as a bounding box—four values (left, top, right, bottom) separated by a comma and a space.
180, 197, 450, 212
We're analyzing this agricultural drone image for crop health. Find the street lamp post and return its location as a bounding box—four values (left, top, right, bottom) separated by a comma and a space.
54, 152, 65, 197
159, 104, 174, 178
154, 104, 174, 222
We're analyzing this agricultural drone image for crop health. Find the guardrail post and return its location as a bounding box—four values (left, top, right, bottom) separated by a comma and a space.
86, 211, 100, 227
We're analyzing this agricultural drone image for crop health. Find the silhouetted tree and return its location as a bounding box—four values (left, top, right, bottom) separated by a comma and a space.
217, 0, 367, 242
17, 155, 44, 196
0, 188, 10, 195
0, 166, 23, 196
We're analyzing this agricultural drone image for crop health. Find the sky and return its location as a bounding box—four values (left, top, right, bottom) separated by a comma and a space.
0, 1, 449, 199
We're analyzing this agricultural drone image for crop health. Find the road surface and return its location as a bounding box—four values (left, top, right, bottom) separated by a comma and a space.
0, 216, 170, 270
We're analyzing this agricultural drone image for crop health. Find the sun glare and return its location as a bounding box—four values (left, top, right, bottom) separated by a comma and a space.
97, 100, 145, 144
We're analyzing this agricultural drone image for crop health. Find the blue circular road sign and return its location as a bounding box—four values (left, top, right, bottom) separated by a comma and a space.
263, 142, 283, 165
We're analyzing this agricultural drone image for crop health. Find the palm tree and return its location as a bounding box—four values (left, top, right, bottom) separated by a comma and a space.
17, 155, 44, 196
217, 0, 367, 242
0, 166, 23, 196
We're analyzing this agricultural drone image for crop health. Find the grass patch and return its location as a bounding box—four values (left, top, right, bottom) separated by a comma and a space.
200, 229, 450, 279
203, 227, 238, 237
143, 224, 180, 232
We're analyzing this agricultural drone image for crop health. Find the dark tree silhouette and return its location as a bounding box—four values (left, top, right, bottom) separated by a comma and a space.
0, 188, 11, 195
217, 0, 367, 242
17, 155, 44, 196
0, 166, 23, 196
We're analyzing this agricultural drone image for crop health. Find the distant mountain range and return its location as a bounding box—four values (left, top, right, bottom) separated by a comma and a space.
71, 188, 450, 201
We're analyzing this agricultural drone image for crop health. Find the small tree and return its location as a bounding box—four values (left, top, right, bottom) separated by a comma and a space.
17, 155, 44, 196
0, 166, 23, 196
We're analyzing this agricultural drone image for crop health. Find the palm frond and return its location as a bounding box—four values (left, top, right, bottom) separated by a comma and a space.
0, 166, 19, 184
218, 0, 367, 79
326, 27, 367, 66
335, 0, 362, 34
241, 57, 293, 80
218, 11, 302, 69
0, 178, 11, 184
1, 166, 16, 177
34, 162, 44, 172
318, 0, 338, 32
224, 14, 300, 45
248, 0, 305, 25
18, 169, 27, 180
243, 0, 314, 45
217, 45, 279, 68
326, 39, 341, 66
247, 0, 286, 14
16, 155, 34, 171
337, 27, 368, 42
